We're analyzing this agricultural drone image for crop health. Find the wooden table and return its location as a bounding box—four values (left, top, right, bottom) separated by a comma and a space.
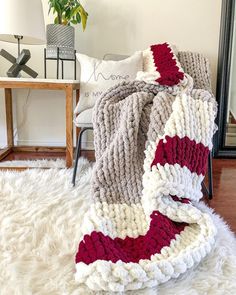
0, 78, 80, 168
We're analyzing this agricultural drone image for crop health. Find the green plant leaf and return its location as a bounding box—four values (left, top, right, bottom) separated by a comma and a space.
54, 1, 61, 13
78, 5, 88, 31
48, 0, 88, 29
76, 13, 81, 23
48, 3, 52, 14
54, 16, 59, 24
65, 7, 71, 19
62, 14, 69, 25
70, 6, 78, 18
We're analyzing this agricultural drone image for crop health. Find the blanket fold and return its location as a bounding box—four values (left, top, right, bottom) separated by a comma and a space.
74, 45, 217, 292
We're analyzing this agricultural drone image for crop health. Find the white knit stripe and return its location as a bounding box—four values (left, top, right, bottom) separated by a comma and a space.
80, 202, 149, 239
142, 163, 204, 203
75, 213, 216, 292
142, 147, 206, 219
141, 161, 212, 227
144, 140, 158, 168
79, 169, 203, 239
163, 94, 215, 148
136, 71, 160, 84
143, 47, 159, 74
143, 139, 204, 203
136, 47, 161, 83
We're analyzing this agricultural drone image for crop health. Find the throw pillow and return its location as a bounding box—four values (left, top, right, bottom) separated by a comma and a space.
74, 52, 143, 114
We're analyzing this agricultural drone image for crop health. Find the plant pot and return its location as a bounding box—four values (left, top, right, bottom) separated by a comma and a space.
46, 24, 75, 60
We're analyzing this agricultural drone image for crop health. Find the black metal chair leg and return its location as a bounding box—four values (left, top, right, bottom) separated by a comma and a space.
208, 151, 213, 199
202, 152, 213, 200
72, 129, 83, 186
56, 47, 59, 79
62, 60, 64, 79
44, 48, 47, 79
74, 50, 77, 80
72, 127, 93, 186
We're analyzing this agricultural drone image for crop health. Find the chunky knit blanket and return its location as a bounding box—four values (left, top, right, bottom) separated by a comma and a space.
75, 44, 217, 292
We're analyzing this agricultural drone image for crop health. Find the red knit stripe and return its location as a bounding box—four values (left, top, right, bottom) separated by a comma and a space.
171, 195, 190, 204
150, 43, 184, 86
75, 211, 187, 265
151, 135, 209, 175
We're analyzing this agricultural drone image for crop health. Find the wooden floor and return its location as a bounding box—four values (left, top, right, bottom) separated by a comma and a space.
204, 159, 236, 233
2, 150, 95, 162
1, 151, 236, 233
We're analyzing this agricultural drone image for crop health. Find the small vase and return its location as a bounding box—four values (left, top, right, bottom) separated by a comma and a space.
46, 24, 75, 60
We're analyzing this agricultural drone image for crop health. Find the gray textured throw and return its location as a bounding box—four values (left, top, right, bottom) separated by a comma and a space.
75, 48, 217, 292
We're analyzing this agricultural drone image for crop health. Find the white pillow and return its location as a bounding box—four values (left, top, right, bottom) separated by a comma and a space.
74, 52, 143, 114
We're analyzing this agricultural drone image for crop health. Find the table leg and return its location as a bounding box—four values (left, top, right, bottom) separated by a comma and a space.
66, 85, 73, 168
62, 60, 64, 79
5, 88, 14, 147
0, 147, 12, 161
57, 47, 59, 79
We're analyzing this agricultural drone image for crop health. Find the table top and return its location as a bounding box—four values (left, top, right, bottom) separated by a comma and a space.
0, 77, 80, 83
0, 77, 80, 90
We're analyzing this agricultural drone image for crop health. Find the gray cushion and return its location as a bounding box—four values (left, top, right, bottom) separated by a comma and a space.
74, 108, 93, 127
178, 51, 212, 93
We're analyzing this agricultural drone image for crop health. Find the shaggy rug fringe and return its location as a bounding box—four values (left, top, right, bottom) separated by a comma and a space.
0, 158, 66, 168
0, 158, 235, 294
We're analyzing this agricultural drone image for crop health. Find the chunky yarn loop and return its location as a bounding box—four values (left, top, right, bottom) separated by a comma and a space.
137, 43, 186, 86
74, 50, 217, 292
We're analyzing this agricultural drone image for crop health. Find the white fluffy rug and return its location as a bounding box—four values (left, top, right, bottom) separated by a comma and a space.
0, 159, 235, 295
0, 158, 66, 168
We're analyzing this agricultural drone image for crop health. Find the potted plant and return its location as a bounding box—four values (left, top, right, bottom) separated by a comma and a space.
46, 0, 88, 59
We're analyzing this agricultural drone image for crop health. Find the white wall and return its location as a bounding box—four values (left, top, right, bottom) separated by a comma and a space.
0, 0, 222, 149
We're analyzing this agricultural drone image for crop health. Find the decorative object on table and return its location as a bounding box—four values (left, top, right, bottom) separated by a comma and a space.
0, 49, 38, 78
74, 44, 218, 292
0, 0, 46, 78
45, 0, 88, 79
44, 47, 77, 79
